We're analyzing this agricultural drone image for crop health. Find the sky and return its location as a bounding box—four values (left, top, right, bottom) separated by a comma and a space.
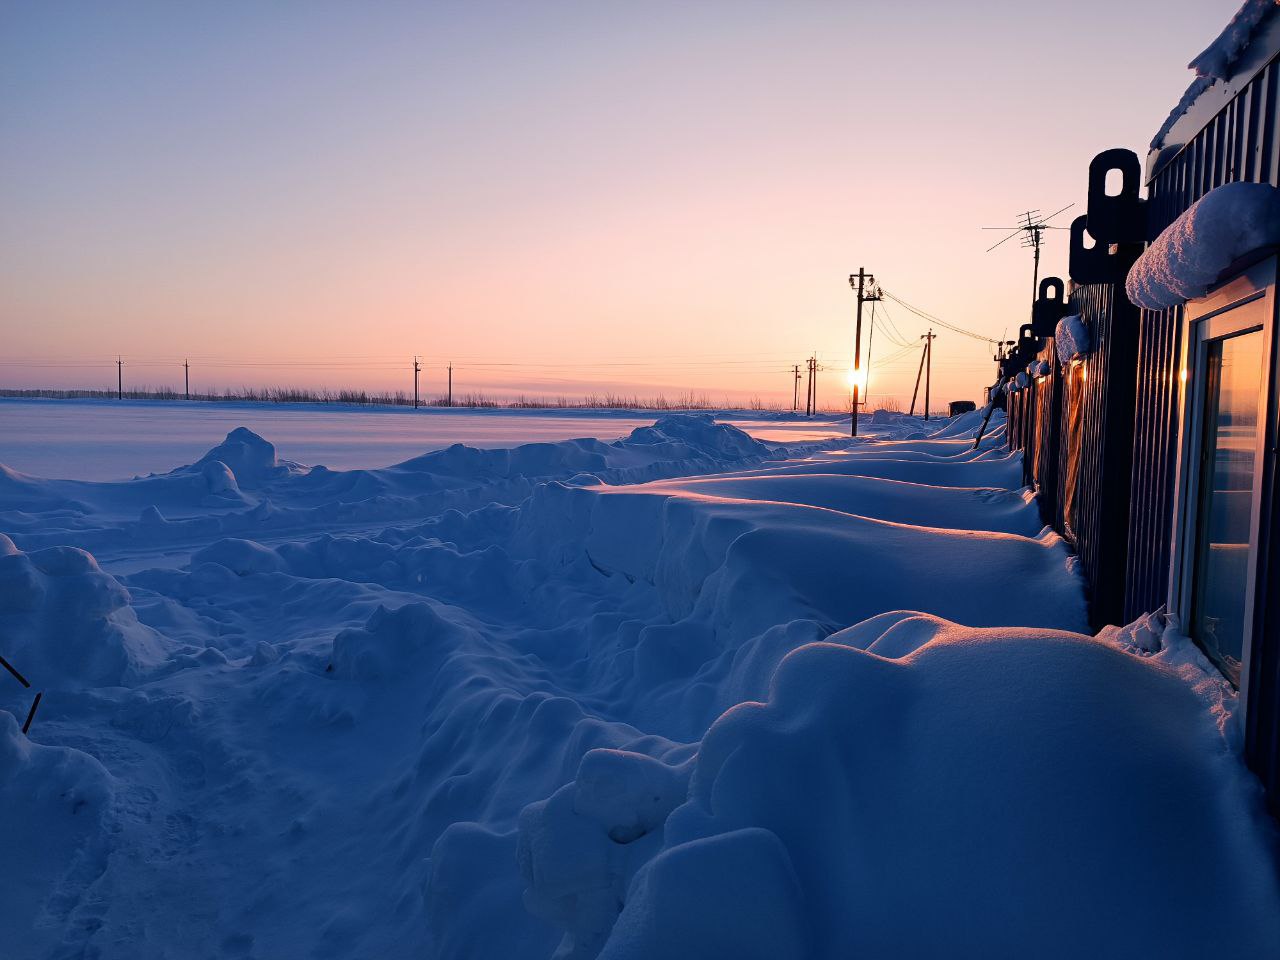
0, 0, 1241, 408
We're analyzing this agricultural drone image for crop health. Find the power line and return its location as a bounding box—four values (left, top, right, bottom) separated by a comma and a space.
879, 289, 999, 345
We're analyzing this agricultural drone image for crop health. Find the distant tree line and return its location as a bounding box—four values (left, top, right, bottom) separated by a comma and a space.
0, 386, 810, 412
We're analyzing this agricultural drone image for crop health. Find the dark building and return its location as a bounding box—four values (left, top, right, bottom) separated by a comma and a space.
1003, 1, 1280, 815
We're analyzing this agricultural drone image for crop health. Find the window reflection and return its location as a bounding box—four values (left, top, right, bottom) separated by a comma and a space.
1190, 326, 1264, 685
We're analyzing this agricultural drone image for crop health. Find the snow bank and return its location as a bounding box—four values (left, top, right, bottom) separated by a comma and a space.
526, 613, 1280, 959
0, 711, 114, 956
0, 533, 166, 686
1126, 182, 1280, 310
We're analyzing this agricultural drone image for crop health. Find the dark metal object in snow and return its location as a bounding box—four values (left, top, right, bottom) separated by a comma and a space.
0, 650, 42, 735
22, 693, 41, 734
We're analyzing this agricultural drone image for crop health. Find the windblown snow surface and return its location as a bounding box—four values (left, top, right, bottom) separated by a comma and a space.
2, 411, 1278, 958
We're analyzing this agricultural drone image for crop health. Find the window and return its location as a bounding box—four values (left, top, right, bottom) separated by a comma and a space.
1189, 326, 1265, 684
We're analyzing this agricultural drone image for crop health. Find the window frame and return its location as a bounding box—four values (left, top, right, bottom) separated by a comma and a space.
1169, 256, 1277, 707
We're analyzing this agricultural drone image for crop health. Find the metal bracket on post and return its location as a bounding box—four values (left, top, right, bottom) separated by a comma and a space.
1085, 148, 1148, 244
1032, 277, 1069, 338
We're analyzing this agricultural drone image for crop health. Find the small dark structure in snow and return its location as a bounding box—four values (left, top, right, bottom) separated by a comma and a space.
947, 400, 976, 416
1004, 0, 1280, 816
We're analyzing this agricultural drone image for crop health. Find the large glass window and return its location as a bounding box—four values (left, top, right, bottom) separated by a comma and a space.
1190, 327, 1265, 684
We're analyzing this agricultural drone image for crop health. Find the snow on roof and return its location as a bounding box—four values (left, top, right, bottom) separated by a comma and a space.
1152, 0, 1280, 150
1125, 182, 1280, 310
1189, 0, 1279, 80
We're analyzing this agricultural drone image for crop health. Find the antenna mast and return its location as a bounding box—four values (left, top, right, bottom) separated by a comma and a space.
982, 203, 1074, 317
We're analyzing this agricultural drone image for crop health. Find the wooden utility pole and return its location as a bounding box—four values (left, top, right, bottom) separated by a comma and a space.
805, 356, 816, 416
909, 343, 927, 416
447, 364, 453, 407
792, 364, 801, 412
847, 268, 880, 437
922, 329, 936, 420
117, 357, 123, 400
413, 356, 421, 409
184, 359, 190, 400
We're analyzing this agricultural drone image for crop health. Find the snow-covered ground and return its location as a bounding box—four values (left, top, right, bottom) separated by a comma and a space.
0, 399, 849, 481
2, 409, 1277, 958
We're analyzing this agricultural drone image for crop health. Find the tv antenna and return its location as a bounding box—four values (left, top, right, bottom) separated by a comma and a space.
983, 204, 1074, 315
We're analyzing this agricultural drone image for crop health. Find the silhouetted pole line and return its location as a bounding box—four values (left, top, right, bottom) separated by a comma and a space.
15, 350, 944, 407
847, 268, 880, 437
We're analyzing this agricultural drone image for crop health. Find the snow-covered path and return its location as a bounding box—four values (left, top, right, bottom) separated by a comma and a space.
2, 411, 1277, 959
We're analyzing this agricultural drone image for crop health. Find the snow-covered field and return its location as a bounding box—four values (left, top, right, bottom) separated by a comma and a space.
0, 399, 849, 481
2, 407, 1278, 958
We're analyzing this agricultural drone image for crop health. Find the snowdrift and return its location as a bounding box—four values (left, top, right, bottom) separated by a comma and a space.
1, 409, 1276, 958
0, 533, 166, 687
524, 613, 1280, 959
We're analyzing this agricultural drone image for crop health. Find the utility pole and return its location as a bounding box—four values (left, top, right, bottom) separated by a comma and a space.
117, 357, 123, 400
847, 268, 879, 437
910, 342, 927, 416
413, 356, 421, 409
923, 329, 936, 420
792, 364, 801, 412
447, 364, 453, 407
184, 359, 190, 400
805, 356, 818, 416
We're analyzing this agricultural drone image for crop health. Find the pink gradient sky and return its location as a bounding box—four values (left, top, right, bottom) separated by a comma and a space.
0, 1, 1237, 407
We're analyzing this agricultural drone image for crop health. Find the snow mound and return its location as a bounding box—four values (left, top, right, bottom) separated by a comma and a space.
620, 414, 771, 462
527, 612, 1280, 958
0, 710, 114, 950
923, 409, 987, 439
193, 426, 291, 486
517, 749, 695, 957
0, 535, 166, 685
327, 601, 480, 681
1126, 182, 1280, 310
192, 537, 285, 576
1054, 313, 1091, 363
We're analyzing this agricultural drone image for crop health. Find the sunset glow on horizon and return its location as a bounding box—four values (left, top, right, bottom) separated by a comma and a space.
1, 0, 1237, 407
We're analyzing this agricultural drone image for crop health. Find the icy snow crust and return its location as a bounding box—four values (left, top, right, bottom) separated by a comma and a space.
2, 411, 1277, 958
1125, 181, 1280, 310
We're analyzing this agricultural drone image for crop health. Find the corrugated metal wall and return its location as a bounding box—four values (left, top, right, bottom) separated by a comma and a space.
1064, 282, 1141, 629
1146, 59, 1280, 237
1123, 305, 1183, 621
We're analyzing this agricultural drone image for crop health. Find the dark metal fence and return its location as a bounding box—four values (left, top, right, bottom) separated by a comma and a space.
1063, 282, 1142, 629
